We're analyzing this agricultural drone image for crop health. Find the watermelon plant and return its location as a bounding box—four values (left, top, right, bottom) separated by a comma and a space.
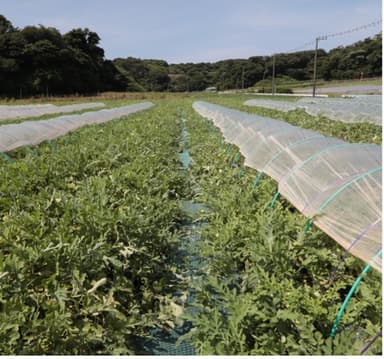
202, 94, 382, 144
0, 101, 190, 354
181, 101, 382, 355
0, 95, 381, 355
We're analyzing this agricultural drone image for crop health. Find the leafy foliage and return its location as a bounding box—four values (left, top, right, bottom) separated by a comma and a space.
0, 13, 381, 96
200, 94, 382, 144
181, 101, 382, 355
0, 101, 189, 354
0, 96, 381, 355
0, 16, 126, 97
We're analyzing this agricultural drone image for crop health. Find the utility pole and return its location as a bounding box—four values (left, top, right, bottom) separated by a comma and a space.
241, 66, 245, 90
312, 38, 319, 97
312, 36, 327, 97
271, 55, 276, 95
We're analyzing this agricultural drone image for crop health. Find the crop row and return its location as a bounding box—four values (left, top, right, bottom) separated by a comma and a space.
244, 96, 381, 125
0, 101, 188, 354
0, 96, 381, 355
182, 102, 382, 355
0, 99, 140, 126
203, 94, 382, 144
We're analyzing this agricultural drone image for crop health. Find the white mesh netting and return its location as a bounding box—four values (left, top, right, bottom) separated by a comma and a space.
0, 102, 106, 121
244, 95, 382, 125
193, 101, 382, 272
0, 102, 154, 153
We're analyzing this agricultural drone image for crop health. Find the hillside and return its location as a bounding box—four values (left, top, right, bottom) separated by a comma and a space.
0, 13, 381, 97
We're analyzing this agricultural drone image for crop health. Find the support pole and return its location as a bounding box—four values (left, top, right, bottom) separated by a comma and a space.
225, 144, 234, 156
304, 219, 314, 233
312, 36, 327, 97
330, 249, 382, 338
360, 329, 382, 355
0, 152, 13, 164
230, 151, 240, 168
269, 191, 280, 209
237, 168, 244, 177
252, 172, 264, 189
312, 37, 320, 98
272, 55, 276, 95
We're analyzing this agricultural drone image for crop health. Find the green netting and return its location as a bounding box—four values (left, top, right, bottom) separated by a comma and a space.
143, 117, 202, 356
153, 337, 195, 355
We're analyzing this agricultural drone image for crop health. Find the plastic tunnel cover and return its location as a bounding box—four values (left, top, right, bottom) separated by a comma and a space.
264, 137, 344, 183
0, 102, 154, 153
239, 127, 320, 170
314, 169, 382, 272
0, 102, 106, 121
279, 144, 381, 215
262, 134, 325, 176
192, 101, 382, 273
244, 95, 382, 125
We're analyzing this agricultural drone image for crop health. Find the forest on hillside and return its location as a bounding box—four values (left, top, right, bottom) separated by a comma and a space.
0, 14, 382, 97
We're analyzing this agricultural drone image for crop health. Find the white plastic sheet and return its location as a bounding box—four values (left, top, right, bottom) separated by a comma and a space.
193, 101, 382, 272
0, 102, 106, 121
0, 102, 154, 153
244, 95, 382, 125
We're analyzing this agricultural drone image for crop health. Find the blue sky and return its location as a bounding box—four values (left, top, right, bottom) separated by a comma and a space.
1, 0, 382, 63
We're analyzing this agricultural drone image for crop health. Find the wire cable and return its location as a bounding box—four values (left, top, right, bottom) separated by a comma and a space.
283, 19, 382, 54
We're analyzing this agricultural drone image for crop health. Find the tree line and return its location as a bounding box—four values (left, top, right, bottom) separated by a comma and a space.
0, 14, 381, 97
165, 34, 381, 91
0, 15, 126, 97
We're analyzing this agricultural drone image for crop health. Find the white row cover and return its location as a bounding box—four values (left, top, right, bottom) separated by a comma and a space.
193, 101, 382, 272
244, 95, 382, 125
0, 102, 106, 121
0, 102, 154, 153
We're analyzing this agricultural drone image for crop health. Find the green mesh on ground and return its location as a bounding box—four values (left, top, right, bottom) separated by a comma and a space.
140, 119, 202, 356
145, 330, 196, 356
157, 338, 195, 355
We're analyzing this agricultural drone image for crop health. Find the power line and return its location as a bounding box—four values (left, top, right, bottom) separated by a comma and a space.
267, 19, 382, 97
286, 40, 316, 53
284, 19, 382, 54
318, 19, 382, 41
312, 19, 382, 97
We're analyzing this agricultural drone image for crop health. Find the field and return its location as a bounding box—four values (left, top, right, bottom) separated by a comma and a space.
0, 93, 381, 355
251, 77, 382, 94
